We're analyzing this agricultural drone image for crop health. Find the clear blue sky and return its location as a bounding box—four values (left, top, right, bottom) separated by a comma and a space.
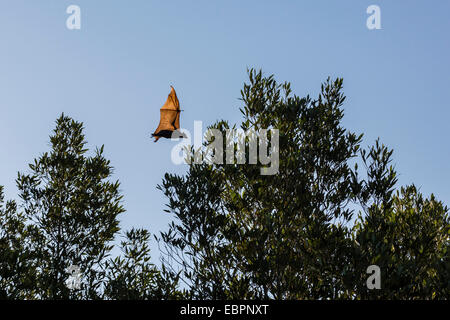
1, 1, 449, 259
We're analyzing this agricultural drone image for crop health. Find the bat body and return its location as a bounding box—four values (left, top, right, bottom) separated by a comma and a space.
152, 86, 186, 142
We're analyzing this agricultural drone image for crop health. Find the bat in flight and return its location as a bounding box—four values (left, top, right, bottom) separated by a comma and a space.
152, 86, 186, 142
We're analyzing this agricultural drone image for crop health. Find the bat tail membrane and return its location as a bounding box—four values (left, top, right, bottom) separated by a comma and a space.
152, 130, 175, 139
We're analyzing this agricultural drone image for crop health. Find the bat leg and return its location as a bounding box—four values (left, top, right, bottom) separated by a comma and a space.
152, 132, 160, 142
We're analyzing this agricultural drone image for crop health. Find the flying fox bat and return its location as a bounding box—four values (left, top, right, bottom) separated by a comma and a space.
152, 86, 186, 142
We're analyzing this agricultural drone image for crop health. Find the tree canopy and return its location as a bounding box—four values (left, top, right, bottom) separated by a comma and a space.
157, 69, 449, 299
